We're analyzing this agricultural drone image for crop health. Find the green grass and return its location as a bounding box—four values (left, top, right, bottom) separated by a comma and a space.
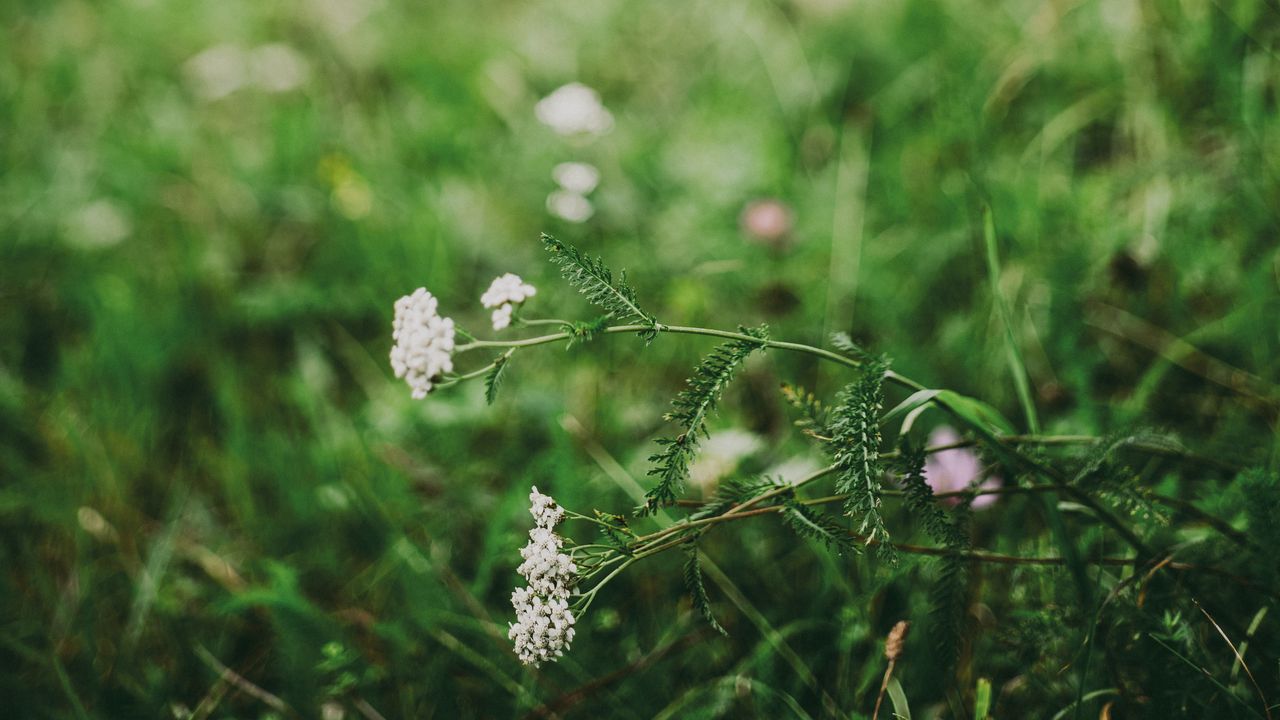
2, 0, 1278, 717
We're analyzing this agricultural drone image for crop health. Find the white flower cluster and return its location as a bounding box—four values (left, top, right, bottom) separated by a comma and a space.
389, 288, 455, 399
509, 486, 577, 666
480, 273, 537, 331
547, 162, 601, 224
534, 82, 614, 137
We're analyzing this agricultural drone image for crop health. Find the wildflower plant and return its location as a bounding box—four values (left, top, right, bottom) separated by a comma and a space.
390, 234, 1266, 678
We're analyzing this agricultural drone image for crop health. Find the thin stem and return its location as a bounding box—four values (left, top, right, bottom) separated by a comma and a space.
574, 558, 635, 614
517, 318, 571, 328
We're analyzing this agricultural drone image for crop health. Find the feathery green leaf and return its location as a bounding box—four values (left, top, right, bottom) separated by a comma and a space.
690, 475, 789, 521
780, 500, 859, 555
897, 439, 972, 666
541, 234, 659, 340
780, 382, 828, 439
827, 352, 893, 560
683, 542, 727, 636
642, 326, 769, 515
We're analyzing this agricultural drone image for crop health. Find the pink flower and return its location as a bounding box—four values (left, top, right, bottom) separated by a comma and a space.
923, 426, 1000, 510
740, 198, 794, 247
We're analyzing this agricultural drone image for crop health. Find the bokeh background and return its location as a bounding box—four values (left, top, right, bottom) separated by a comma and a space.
2, 0, 1278, 717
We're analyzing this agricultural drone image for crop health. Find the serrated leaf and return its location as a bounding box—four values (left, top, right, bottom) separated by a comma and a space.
828, 356, 894, 559
541, 234, 658, 339
690, 475, 788, 521
780, 500, 859, 556
683, 543, 727, 636
643, 326, 769, 515
780, 383, 828, 438
483, 353, 511, 405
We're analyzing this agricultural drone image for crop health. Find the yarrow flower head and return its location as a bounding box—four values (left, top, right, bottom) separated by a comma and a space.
389, 288, 455, 399
481, 273, 537, 331
509, 486, 577, 666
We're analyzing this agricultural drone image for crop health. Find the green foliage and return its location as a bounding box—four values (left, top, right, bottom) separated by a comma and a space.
2, 0, 1277, 716
1241, 469, 1280, 584
643, 326, 769, 514
565, 315, 612, 347
779, 500, 858, 556
690, 474, 788, 521
542, 234, 659, 340
483, 352, 511, 405
1069, 430, 1178, 525
780, 382, 828, 439
683, 542, 727, 636
896, 441, 968, 548
827, 353, 893, 559
594, 510, 634, 555
897, 441, 972, 665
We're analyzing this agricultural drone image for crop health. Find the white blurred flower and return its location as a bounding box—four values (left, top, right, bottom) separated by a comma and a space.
186, 43, 311, 100
309, 0, 379, 35
547, 189, 593, 223
690, 429, 764, 491
389, 288, 455, 399
185, 44, 248, 100
481, 273, 536, 331
65, 199, 131, 249
924, 426, 1001, 510
509, 486, 577, 666
765, 454, 824, 486
250, 43, 310, 93
552, 162, 600, 194
535, 82, 614, 137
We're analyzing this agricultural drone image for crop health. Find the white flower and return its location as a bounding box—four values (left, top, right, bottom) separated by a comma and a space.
389, 288, 455, 399
552, 162, 600, 195
481, 273, 537, 331
509, 590, 577, 667
491, 304, 514, 331
481, 273, 537, 308
509, 486, 577, 666
546, 189, 594, 223
249, 44, 310, 93
534, 82, 614, 137
528, 486, 564, 528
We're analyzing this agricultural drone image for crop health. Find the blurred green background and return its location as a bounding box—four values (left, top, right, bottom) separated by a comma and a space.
2, 0, 1278, 717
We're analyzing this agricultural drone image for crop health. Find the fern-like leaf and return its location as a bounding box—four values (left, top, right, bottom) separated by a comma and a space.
483, 352, 511, 405
897, 440, 966, 547
595, 510, 634, 555
780, 382, 828, 440
541, 234, 659, 340
780, 500, 859, 555
897, 440, 971, 666
690, 475, 789, 521
1070, 430, 1176, 525
565, 315, 611, 348
642, 326, 769, 515
683, 542, 727, 636
826, 353, 893, 560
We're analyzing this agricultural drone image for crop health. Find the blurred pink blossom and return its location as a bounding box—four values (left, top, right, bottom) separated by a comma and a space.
740, 198, 794, 247
923, 426, 1000, 510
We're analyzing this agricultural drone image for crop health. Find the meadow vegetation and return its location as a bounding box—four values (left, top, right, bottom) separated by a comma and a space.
2, 0, 1278, 717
